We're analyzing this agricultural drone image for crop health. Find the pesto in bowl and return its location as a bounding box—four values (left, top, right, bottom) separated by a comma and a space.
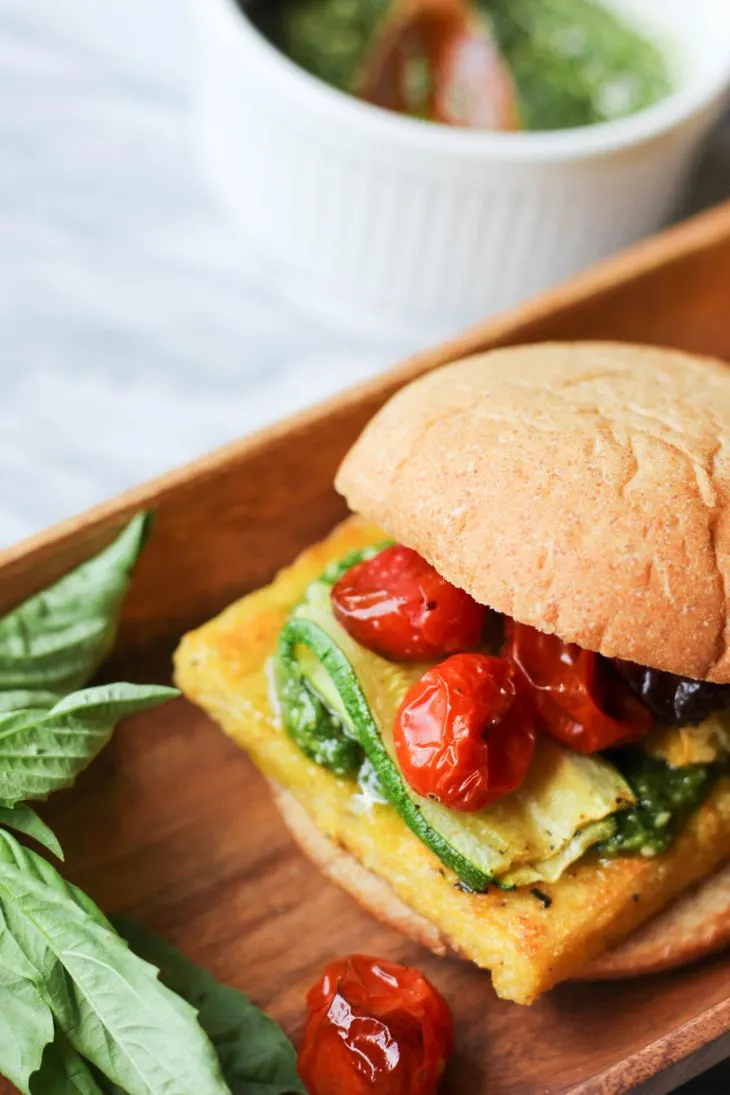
251, 0, 673, 131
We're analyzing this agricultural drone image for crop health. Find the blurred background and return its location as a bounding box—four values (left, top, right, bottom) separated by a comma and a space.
2, 0, 412, 548
2, 0, 730, 547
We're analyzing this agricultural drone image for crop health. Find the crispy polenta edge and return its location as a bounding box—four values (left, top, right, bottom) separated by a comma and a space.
173, 517, 730, 1004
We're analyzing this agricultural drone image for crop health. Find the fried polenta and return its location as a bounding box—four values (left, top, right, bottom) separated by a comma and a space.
175, 516, 730, 1004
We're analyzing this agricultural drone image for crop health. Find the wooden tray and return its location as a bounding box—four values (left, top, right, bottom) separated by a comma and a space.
4, 200, 730, 1095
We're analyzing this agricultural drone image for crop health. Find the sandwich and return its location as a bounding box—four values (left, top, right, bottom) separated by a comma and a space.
174, 341, 730, 1004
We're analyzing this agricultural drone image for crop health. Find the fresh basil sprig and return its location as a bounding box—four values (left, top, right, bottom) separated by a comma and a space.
0, 513, 304, 1095
0, 682, 177, 806
0, 513, 150, 696
0, 830, 230, 1095
115, 920, 306, 1095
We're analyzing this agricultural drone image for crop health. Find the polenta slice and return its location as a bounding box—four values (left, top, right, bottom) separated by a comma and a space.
175, 516, 730, 1004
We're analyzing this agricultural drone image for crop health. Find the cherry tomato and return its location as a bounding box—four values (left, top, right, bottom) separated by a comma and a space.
331, 545, 485, 661
393, 653, 536, 811
356, 2, 520, 131
297, 954, 454, 1095
503, 621, 652, 754
431, 11, 521, 129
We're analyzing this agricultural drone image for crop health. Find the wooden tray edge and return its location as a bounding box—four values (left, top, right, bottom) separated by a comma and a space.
585, 997, 730, 1095
2, 198, 730, 585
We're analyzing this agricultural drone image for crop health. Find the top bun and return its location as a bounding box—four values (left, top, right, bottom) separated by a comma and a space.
336, 342, 730, 683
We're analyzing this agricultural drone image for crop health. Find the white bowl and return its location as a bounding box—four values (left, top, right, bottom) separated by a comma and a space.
189, 0, 730, 339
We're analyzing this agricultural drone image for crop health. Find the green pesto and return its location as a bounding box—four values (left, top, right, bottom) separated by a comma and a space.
251, 0, 672, 131
258, 0, 392, 94
481, 0, 672, 130
597, 754, 718, 858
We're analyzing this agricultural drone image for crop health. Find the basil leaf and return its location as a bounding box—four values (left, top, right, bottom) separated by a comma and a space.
0, 682, 177, 805
0, 967, 54, 1094
0, 513, 151, 695
0, 806, 63, 860
0, 691, 61, 715
116, 919, 305, 1095
0, 833, 229, 1095
30, 1035, 105, 1095
0, 828, 112, 930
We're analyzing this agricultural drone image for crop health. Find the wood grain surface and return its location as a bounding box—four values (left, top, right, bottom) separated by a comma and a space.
2, 200, 730, 1094
5, 690, 730, 1095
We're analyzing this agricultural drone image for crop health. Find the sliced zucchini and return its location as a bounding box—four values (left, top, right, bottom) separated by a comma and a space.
500, 818, 616, 887
276, 542, 391, 778
277, 578, 633, 890
279, 614, 491, 890
274, 657, 363, 777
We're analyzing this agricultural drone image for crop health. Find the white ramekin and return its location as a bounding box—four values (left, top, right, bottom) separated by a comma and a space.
189, 0, 730, 339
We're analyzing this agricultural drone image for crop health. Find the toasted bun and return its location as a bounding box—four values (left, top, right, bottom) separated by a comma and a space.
580, 863, 730, 979
336, 342, 730, 682
272, 782, 730, 981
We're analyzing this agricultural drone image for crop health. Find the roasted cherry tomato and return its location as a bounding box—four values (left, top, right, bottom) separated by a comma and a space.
297, 954, 454, 1095
504, 621, 652, 754
331, 545, 485, 661
393, 653, 536, 811
356, 0, 520, 131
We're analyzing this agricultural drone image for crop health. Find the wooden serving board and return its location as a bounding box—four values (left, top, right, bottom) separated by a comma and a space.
4, 200, 730, 1095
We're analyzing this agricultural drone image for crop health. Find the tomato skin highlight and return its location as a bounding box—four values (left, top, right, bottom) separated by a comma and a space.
297, 954, 454, 1095
331, 545, 485, 661
393, 653, 536, 811
503, 621, 652, 754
